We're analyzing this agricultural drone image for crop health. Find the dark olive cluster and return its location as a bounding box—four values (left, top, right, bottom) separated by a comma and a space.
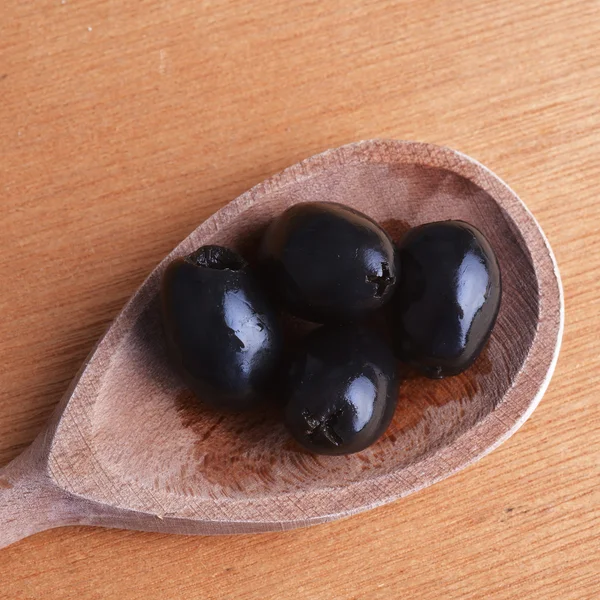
161, 202, 501, 455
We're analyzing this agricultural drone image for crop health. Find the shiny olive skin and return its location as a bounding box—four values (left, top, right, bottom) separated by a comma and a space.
390, 220, 501, 378
160, 245, 282, 410
259, 202, 398, 323
284, 326, 400, 455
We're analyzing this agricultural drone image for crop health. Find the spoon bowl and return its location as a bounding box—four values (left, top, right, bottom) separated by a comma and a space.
0, 140, 563, 548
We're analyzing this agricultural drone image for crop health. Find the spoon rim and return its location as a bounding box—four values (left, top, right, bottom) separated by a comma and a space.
46, 139, 564, 526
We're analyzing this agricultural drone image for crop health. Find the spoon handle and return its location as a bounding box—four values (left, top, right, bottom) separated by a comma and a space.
0, 445, 74, 550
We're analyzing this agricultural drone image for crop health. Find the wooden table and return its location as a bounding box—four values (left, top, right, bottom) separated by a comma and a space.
1, 1, 598, 598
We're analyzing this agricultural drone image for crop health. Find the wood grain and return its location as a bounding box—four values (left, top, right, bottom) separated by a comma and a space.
0, 0, 598, 598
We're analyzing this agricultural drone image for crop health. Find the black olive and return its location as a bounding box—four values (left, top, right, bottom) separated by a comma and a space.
259, 202, 398, 323
390, 220, 501, 378
284, 326, 400, 455
160, 245, 283, 410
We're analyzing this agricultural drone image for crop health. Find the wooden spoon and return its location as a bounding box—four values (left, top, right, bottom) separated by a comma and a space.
0, 140, 563, 549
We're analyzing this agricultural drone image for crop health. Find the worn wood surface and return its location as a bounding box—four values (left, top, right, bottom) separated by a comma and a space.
0, 0, 598, 598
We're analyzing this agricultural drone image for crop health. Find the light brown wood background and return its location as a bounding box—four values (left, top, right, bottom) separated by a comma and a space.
1, 0, 598, 598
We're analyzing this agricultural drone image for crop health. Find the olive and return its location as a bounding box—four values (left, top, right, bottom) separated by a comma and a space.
160, 245, 282, 410
390, 220, 501, 378
284, 326, 399, 455
259, 202, 398, 323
